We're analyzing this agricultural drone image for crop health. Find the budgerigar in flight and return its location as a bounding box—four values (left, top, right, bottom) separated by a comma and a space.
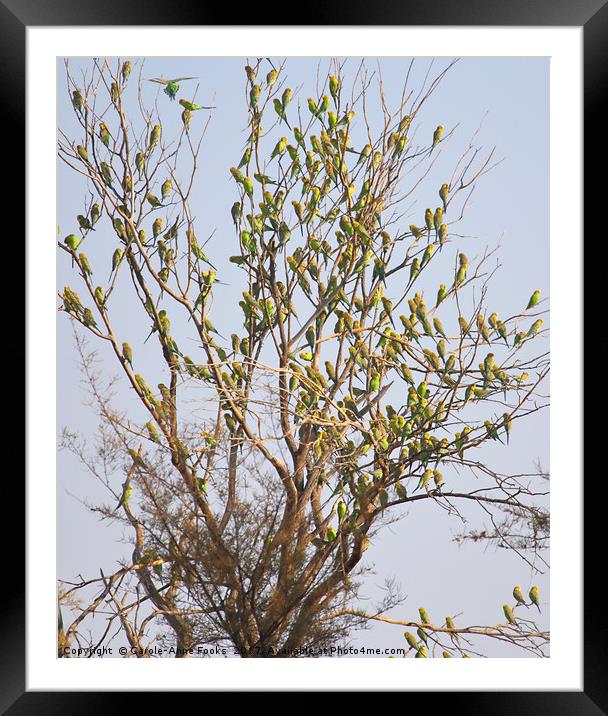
146, 76, 197, 101
178, 98, 215, 111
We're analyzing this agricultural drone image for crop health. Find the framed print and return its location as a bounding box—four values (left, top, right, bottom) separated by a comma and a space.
4, 0, 598, 709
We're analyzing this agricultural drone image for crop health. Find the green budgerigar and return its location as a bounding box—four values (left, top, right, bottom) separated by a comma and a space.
433, 470, 445, 489
83, 307, 97, 329
266, 68, 278, 87
109, 248, 123, 280
135, 152, 145, 176
146, 192, 162, 207
122, 342, 133, 367
484, 419, 500, 442
439, 182, 449, 211
146, 421, 161, 444
316, 95, 330, 116
90, 203, 101, 225
503, 604, 517, 625
161, 179, 172, 200
149, 124, 161, 153
455, 253, 468, 286
100, 162, 113, 185
432, 124, 444, 149
273, 98, 290, 127
527, 319, 544, 337
282, 87, 293, 107
72, 90, 83, 113
238, 147, 251, 169
94, 286, 105, 307
503, 413, 512, 443
513, 585, 526, 606
496, 320, 509, 345
436, 283, 447, 306
64, 234, 79, 251
147, 76, 197, 101
513, 330, 526, 348
526, 289, 541, 309
404, 631, 418, 651
329, 75, 340, 102
98, 122, 111, 148
78, 253, 92, 276
121, 60, 132, 84
433, 207, 443, 232
114, 478, 132, 511
178, 98, 214, 111
231, 201, 241, 226
271, 136, 288, 160
77, 214, 93, 231
249, 84, 261, 109
433, 317, 446, 337
152, 217, 164, 238
529, 585, 541, 612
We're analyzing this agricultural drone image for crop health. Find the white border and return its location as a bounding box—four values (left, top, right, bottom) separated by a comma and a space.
27, 27, 582, 690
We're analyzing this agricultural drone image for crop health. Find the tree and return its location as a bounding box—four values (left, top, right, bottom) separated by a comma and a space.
57, 57, 549, 658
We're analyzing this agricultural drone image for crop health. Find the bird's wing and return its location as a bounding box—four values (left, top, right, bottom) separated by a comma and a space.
171, 77, 198, 82
146, 78, 169, 85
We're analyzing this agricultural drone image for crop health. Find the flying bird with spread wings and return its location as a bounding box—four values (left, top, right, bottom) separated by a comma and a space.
146, 76, 197, 100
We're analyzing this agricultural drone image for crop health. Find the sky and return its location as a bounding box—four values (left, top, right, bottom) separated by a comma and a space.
57, 56, 549, 657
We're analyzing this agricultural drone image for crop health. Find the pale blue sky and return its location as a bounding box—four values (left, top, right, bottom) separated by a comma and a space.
57, 56, 549, 657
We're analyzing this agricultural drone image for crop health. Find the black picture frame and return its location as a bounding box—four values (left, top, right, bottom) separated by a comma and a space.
5, 0, 596, 709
